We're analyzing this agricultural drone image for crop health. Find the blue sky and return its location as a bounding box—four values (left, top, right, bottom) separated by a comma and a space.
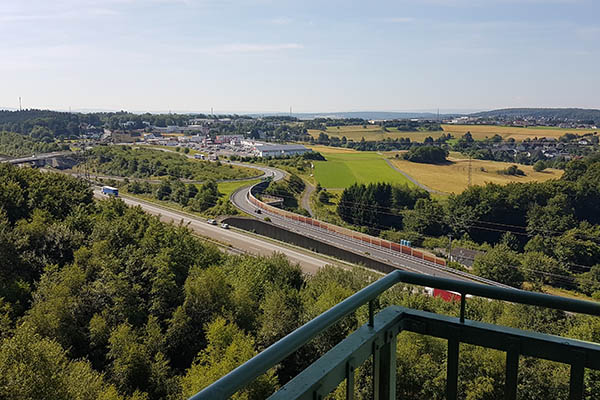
1, 0, 598, 113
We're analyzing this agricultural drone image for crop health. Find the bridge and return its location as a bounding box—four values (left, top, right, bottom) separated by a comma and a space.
1, 151, 75, 168
189, 270, 600, 400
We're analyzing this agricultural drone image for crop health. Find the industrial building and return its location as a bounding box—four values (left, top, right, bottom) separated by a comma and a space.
255, 144, 309, 158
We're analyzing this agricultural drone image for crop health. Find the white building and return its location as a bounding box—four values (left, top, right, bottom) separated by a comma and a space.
255, 144, 309, 158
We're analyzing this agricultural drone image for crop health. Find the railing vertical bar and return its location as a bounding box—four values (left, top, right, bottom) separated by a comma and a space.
369, 300, 375, 327
505, 344, 519, 400
460, 293, 466, 323
447, 335, 459, 400
569, 352, 585, 400
346, 359, 355, 400
378, 330, 397, 400
372, 340, 381, 399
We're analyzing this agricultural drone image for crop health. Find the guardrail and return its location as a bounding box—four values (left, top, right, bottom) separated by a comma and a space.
247, 185, 447, 267
189, 270, 600, 400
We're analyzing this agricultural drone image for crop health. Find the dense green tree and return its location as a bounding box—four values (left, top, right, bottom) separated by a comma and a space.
473, 244, 524, 287
0, 324, 126, 400
403, 146, 449, 164
181, 317, 277, 399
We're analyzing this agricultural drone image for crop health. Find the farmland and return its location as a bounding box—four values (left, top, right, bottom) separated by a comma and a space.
308, 124, 598, 143
388, 152, 563, 194
308, 145, 413, 188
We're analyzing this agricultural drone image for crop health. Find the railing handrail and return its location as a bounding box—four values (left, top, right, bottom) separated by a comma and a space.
189, 270, 600, 400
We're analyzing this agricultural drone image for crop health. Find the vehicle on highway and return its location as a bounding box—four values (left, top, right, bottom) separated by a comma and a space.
255, 209, 261, 214
101, 185, 119, 197
221, 223, 229, 229
207, 219, 217, 225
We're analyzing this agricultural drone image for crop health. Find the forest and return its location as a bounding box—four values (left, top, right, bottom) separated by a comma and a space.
81, 146, 260, 181
1, 164, 600, 399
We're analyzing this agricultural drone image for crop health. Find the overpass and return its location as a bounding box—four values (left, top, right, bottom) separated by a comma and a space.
1, 151, 75, 167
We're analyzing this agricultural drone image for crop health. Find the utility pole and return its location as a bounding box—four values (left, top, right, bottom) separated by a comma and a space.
19, 97, 22, 111
467, 155, 472, 187
448, 234, 453, 261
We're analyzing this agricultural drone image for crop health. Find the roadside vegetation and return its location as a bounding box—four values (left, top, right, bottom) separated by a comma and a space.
81, 146, 261, 181
0, 131, 68, 157
122, 178, 256, 217
1, 164, 600, 399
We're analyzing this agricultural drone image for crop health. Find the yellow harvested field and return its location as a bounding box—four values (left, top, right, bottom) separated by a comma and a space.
308, 145, 360, 154
441, 124, 598, 141
389, 155, 563, 194
308, 125, 425, 142
308, 124, 598, 143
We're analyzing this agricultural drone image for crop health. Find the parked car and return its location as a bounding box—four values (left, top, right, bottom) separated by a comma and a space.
207, 219, 217, 225
221, 223, 229, 229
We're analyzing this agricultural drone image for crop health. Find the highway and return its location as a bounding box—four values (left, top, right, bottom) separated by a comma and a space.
94, 144, 508, 286
229, 164, 513, 287
93, 189, 343, 275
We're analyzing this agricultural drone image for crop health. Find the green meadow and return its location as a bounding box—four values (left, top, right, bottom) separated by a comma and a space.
310, 147, 413, 188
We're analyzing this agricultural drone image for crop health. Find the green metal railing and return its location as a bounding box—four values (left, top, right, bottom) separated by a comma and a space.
189, 270, 600, 400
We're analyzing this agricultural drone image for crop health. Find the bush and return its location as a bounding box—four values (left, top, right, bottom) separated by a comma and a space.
498, 165, 525, 176
403, 146, 448, 164
533, 160, 546, 172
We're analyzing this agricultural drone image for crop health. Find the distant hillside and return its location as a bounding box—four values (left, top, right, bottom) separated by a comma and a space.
471, 108, 600, 122
251, 111, 460, 120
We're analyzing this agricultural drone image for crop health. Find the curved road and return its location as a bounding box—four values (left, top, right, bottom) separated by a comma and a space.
300, 183, 315, 217
229, 165, 512, 287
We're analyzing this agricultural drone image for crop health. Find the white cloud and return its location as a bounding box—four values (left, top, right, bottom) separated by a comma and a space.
269, 16, 293, 25
0, 8, 119, 23
382, 17, 415, 23
576, 27, 600, 40
193, 43, 304, 54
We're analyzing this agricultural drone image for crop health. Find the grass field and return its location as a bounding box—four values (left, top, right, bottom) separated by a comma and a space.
308, 124, 598, 143
308, 146, 413, 188
388, 152, 563, 194
218, 178, 262, 198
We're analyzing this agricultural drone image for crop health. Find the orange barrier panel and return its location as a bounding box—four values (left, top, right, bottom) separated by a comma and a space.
250, 186, 448, 268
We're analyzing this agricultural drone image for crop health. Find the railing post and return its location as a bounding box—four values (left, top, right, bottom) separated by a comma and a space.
569, 351, 585, 400
372, 339, 381, 399
377, 330, 397, 400
346, 359, 355, 400
447, 328, 460, 400
369, 300, 375, 327
460, 293, 466, 323
505, 341, 519, 400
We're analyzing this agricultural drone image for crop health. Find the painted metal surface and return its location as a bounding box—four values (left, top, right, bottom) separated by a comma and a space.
189, 270, 600, 400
